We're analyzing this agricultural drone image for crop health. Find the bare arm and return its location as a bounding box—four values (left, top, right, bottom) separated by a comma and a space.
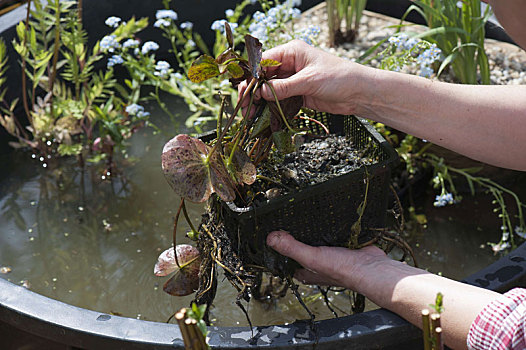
487, 0, 526, 49
258, 40, 526, 170
267, 231, 501, 350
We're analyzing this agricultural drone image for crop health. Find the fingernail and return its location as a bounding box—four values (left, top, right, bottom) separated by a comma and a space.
267, 231, 282, 247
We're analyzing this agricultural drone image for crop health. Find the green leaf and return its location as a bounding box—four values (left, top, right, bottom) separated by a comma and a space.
226, 62, 243, 79
260, 59, 281, 68
187, 55, 220, 83
272, 130, 295, 154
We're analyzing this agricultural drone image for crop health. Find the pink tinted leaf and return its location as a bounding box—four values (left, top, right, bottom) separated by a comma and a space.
162, 134, 237, 203
154, 244, 201, 277
244, 34, 262, 79
163, 271, 200, 296
162, 134, 212, 203
224, 143, 256, 185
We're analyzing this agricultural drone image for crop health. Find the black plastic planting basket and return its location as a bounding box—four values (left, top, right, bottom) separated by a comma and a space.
211, 112, 399, 276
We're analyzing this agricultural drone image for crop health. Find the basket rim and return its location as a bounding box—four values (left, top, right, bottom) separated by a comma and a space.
198, 114, 400, 215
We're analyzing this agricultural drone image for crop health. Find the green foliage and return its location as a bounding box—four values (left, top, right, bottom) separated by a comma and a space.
0, 0, 153, 169
429, 292, 444, 314
402, 0, 491, 84
187, 302, 209, 341
326, 0, 367, 46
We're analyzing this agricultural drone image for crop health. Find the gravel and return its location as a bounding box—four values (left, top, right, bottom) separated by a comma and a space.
295, 3, 526, 85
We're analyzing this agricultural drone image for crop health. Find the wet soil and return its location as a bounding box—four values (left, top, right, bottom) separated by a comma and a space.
236, 134, 378, 208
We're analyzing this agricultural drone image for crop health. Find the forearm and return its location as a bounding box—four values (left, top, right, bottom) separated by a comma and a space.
354, 67, 526, 170
355, 259, 500, 350
488, 0, 526, 50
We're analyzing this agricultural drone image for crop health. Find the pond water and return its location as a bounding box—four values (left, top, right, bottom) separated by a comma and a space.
0, 98, 518, 327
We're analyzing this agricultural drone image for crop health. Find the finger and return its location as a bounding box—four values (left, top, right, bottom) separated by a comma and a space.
267, 231, 323, 273
260, 74, 306, 102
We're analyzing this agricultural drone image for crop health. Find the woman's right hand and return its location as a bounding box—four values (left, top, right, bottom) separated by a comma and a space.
240, 40, 370, 116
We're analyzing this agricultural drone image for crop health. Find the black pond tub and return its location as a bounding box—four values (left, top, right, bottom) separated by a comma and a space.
1, 242, 526, 350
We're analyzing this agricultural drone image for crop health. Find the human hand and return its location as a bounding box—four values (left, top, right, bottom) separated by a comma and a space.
266, 230, 391, 293
239, 40, 369, 116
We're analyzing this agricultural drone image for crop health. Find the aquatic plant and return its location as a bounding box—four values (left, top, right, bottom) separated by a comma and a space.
402, 0, 491, 84
375, 34, 526, 251
326, 0, 367, 46
0, 0, 153, 170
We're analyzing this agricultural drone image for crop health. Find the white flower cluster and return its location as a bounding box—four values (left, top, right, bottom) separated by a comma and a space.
433, 192, 455, 207
248, 3, 302, 44
295, 25, 320, 46
388, 33, 442, 78
141, 41, 159, 55
100, 35, 120, 53
154, 61, 171, 78
107, 55, 123, 68
155, 9, 178, 28
105, 16, 121, 28
211, 19, 238, 33
125, 104, 150, 118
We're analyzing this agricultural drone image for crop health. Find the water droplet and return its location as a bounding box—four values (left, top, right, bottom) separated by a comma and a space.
106, 171, 111, 176
39, 156, 44, 161
97, 314, 111, 321
101, 175, 106, 180
64, 232, 69, 237
136, 249, 142, 253
124, 238, 129, 242
28, 228, 33, 233
68, 290, 72, 293
47, 155, 51, 159
52, 277, 57, 282
29, 237, 35, 241
78, 206, 84, 212
46, 141, 52, 146
30, 201, 36, 206
31, 154, 36, 159
136, 314, 141, 319
42, 163, 47, 168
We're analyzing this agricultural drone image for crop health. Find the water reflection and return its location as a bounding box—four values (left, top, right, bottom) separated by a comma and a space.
0, 99, 518, 326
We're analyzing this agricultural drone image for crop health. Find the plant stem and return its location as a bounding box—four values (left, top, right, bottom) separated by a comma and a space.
21, 0, 32, 124
208, 77, 256, 158
264, 81, 298, 133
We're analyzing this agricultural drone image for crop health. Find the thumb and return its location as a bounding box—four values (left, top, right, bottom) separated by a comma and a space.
266, 231, 320, 271
260, 75, 305, 101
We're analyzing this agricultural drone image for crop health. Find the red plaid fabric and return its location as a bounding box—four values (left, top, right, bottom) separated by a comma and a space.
468, 288, 526, 349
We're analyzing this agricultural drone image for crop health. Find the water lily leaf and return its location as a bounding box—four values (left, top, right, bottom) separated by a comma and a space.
260, 59, 282, 68
163, 272, 199, 296
225, 22, 234, 49
162, 134, 235, 202
244, 34, 262, 79
154, 244, 201, 276
188, 55, 220, 83
224, 143, 256, 185
272, 130, 295, 154
226, 63, 244, 79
